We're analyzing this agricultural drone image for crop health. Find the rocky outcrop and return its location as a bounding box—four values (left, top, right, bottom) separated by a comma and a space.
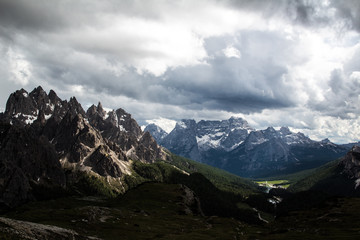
86, 102, 164, 163
0, 217, 97, 240
339, 146, 360, 183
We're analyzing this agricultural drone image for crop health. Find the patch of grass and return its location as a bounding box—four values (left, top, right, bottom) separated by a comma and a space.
69, 171, 119, 198
255, 180, 290, 189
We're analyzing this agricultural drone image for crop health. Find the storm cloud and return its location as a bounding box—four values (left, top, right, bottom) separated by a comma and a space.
0, 0, 360, 143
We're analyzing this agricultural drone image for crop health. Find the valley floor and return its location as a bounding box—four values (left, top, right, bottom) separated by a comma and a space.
0, 182, 359, 240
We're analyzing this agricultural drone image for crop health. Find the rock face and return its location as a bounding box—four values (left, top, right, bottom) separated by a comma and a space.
339, 146, 360, 185
161, 119, 201, 162
0, 123, 65, 207
148, 120, 348, 178
0, 86, 166, 208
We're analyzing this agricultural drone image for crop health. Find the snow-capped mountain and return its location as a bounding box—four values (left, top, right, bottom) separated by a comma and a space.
196, 117, 253, 151
144, 123, 168, 142
147, 117, 253, 162
146, 119, 349, 177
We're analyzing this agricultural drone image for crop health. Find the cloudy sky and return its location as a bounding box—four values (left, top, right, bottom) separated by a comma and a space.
1, 0, 360, 143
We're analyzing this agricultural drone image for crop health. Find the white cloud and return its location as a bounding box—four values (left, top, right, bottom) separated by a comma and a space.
145, 118, 176, 133
7, 48, 32, 86
0, 0, 360, 143
223, 45, 241, 58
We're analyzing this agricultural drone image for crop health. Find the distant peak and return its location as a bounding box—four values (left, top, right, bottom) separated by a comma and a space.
31, 86, 45, 94
48, 89, 57, 97
280, 126, 292, 135
265, 126, 276, 132
34, 86, 44, 91
176, 119, 196, 129
229, 116, 244, 121
97, 101, 103, 110
16, 88, 28, 97
69, 96, 78, 103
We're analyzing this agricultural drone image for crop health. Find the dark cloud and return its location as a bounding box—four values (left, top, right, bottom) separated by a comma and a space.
156, 32, 300, 113
226, 0, 360, 31
308, 65, 360, 119
226, 0, 321, 25
331, 0, 360, 32
0, 0, 359, 143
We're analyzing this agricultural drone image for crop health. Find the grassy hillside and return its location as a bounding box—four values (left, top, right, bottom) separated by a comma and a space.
125, 159, 262, 221
287, 159, 341, 193
167, 153, 259, 196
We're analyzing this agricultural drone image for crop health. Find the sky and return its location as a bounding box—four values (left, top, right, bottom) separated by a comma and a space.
0, 0, 360, 143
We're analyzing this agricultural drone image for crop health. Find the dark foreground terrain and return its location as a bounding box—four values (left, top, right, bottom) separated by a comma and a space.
0, 182, 360, 240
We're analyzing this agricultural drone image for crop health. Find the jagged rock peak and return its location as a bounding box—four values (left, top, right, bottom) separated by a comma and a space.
280, 126, 292, 135
86, 104, 97, 115
5, 88, 36, 116
229, 116, 248, 123
176, 119, 196, 129
115, 108, 143, 137
67, 96, 86, 117
48, 89, 61, 103
30, 86, 45, 95
265, 126, 276, 132
97, 102, 106, 118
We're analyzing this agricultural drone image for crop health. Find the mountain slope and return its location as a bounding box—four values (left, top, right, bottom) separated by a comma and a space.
288, 146, 360, 196
148, 119, 348, 178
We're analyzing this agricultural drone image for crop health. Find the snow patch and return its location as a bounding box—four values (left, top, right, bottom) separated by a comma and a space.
177, 121, 187, 129
46, 103, 55, 111
196, 135, 221, 150
103, 107, 112, 119
22, 92, 28, 98
24, 114, 37, 124
355, 178, 360, 189
119, 125, 127, 132
228, 141, 244, 151
251, 138, 267, 146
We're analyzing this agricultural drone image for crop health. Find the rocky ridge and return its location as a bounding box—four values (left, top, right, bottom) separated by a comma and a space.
146, 119, 348, 177
0, 86, 166, 208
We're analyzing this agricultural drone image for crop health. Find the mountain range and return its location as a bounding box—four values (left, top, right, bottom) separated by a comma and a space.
1, 86, 360, 239
145, 118, 349, 177
0, 86, 166, 208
